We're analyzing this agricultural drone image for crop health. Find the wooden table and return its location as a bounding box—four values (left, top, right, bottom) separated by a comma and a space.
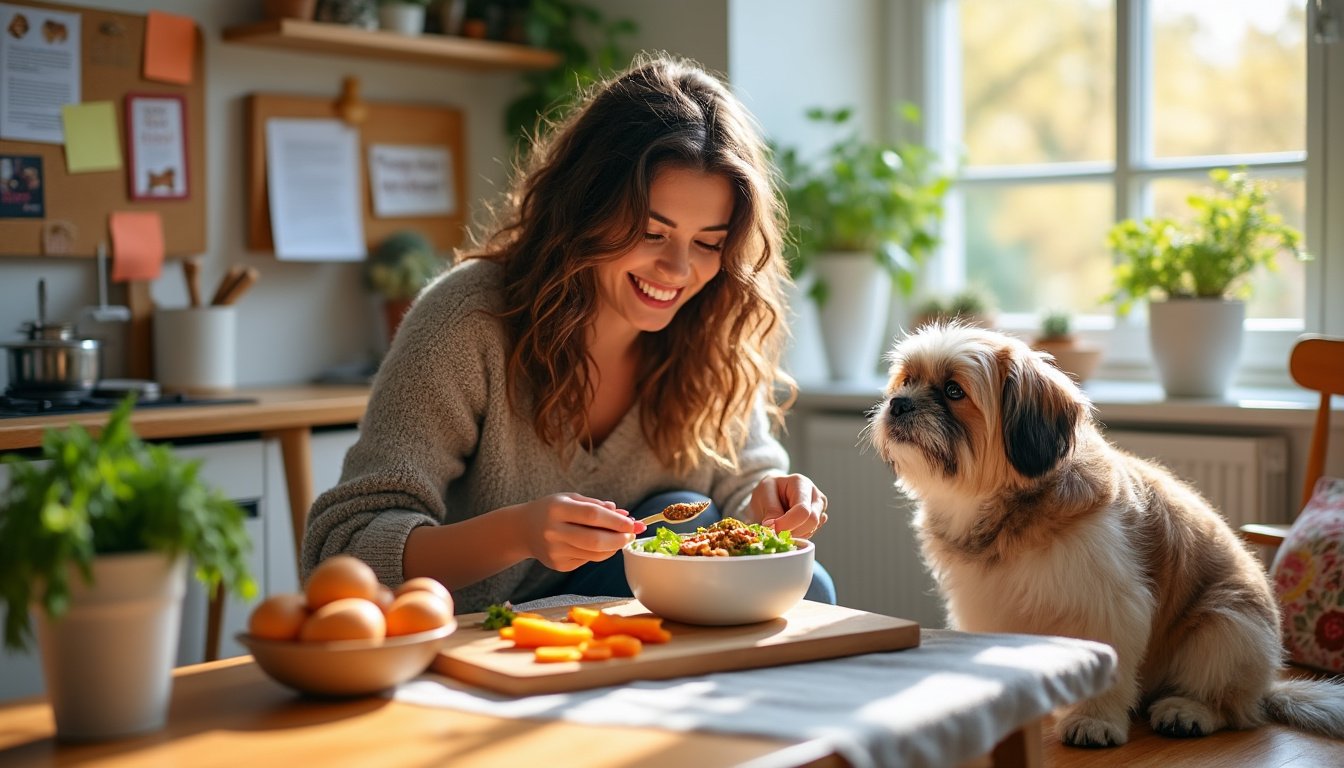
0, 386, 370, 659
0, 656, 1045, 767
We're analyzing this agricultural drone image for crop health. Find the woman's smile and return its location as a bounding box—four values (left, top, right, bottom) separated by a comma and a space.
629, 273, 681, 306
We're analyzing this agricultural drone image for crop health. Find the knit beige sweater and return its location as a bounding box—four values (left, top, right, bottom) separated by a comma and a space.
301, 259, 789, 613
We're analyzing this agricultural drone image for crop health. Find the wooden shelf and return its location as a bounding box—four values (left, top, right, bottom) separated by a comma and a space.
222, 19, 561, 71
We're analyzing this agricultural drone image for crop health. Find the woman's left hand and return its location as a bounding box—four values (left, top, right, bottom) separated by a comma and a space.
747, 473, 828, 538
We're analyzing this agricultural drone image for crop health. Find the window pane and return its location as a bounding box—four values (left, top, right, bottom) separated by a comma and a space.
1151, 0, 1306, 158
1148, 175, 1305, 319
963, 182, 1113, 314
960, 0, 1114, 166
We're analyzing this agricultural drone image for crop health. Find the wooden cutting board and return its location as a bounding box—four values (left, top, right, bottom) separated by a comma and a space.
432, 599, 920, 696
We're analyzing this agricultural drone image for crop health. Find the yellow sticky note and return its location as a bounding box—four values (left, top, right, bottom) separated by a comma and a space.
144, 11, 195, 85
61, 102, 122, 173
110, 211, 165, 282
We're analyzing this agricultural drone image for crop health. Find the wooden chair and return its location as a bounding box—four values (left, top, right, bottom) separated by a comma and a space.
1240, 335, 1344, 548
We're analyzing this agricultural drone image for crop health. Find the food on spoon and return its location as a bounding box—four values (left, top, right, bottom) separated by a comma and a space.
660, 500, 710, 521
638, 517, 796, 557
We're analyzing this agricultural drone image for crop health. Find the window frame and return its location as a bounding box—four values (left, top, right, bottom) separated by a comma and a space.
893, 0, 1334, 388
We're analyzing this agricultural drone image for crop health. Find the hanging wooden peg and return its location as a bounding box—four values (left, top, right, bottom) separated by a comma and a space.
335, 76, 368, 126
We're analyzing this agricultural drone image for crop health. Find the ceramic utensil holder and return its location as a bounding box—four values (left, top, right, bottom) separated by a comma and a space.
154, 306, 236, 393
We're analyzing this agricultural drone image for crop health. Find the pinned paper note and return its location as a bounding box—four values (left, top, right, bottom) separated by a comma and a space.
109, 211, 165, 282
61, 102, 121, 173
143, 11, 195, 86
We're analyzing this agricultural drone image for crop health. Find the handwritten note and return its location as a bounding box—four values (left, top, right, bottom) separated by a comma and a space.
368, 144, 455, 217
266, 118, 365, 261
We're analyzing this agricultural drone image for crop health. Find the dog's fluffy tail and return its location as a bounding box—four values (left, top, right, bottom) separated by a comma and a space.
1262, 677, 1344, 738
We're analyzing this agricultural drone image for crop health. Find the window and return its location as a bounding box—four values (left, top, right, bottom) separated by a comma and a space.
916, 0, 1324, 383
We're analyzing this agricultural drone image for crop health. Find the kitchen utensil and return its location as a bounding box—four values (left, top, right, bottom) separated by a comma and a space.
433, 599, 919, 696
209, 265, 245, 306
3, 279, 102, 398
215, 266, 259, 306
183, 257, 203, 308
638, 500, 710, 527
93, 378, 162, 402
84, 242, 132, 323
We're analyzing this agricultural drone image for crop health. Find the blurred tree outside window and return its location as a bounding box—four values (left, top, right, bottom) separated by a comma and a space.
948, 0, 1306, 323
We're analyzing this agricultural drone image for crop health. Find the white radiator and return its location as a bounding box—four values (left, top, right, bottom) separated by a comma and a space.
1104, 430, 1290, 528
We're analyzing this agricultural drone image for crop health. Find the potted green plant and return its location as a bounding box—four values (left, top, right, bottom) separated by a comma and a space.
910, 288, 996, 332
364, 230, 445, 344
503, 0, 637, 148
1104, 167, 1307, 398
776, 105, 951, 381
377, 0, 431, 34
1032, 310, 1102, 386
0, 397, 254, 741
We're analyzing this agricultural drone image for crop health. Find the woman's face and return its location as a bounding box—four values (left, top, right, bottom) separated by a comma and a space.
594, 166, 733, 339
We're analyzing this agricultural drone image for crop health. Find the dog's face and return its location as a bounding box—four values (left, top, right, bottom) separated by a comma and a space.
868, 323, 1090, 498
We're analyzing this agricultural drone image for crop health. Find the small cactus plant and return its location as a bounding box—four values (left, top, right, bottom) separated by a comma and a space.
1039, 310, 1073, 341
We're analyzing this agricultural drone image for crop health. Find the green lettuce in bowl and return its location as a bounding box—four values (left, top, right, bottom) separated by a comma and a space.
637, 517, 797, 556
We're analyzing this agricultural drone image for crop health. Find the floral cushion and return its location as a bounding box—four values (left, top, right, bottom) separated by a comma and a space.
1270, 476, 1344, 673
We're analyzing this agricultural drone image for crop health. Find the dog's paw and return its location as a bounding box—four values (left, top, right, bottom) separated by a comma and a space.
1149, 696, 1219, 738
1057, 713, 1128, 748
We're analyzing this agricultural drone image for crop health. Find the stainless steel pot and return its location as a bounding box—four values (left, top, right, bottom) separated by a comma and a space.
2, 279, 102, 398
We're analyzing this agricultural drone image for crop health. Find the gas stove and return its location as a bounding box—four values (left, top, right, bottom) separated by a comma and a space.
0, 391, 257, 419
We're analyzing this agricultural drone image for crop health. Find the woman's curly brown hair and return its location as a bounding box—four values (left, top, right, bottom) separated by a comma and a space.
460, 54, 795, 475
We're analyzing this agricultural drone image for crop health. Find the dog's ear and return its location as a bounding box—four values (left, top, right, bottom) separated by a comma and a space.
1001, 350, 1082, 478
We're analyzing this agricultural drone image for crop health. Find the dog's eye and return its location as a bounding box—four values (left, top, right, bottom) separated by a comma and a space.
944, 381, 965, 401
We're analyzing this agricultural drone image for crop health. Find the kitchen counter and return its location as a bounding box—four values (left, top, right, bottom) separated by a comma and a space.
0, 385, 370, 661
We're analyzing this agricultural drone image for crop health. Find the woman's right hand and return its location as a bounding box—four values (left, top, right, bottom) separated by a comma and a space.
513, 493, 646, 572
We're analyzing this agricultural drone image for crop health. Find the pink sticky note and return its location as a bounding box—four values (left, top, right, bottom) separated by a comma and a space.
109, 211, 165, 282
143, 11, 195, 85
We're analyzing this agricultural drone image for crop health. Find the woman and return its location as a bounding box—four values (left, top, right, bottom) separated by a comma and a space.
303, 55, 835, 612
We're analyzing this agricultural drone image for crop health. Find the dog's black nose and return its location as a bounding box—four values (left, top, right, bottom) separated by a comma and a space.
890, 396, 915, 417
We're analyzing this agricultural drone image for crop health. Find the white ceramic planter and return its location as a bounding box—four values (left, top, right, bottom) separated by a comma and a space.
781, 269, 830, 385
378, 3, 425, 34
1148, 298, 1245, 399
36, 552, 187, 741
813, 251, 891, 382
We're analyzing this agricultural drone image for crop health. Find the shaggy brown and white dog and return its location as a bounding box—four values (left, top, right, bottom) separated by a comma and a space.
867, 323, 1344, 747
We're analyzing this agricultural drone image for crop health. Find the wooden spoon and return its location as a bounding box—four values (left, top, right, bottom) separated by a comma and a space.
638, 500, 710, 527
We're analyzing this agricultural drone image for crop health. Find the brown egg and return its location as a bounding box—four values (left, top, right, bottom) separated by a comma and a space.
372, 584, 396, 613
299, 597, 387, 643
394, 577, 453, 611
305, 554, 380, 609
384, 591, 451, 637
247, 593, 309, 641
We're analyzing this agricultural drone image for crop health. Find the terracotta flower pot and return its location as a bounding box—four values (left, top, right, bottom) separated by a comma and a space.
263, 0, 317, 21
383, 298, 414, 346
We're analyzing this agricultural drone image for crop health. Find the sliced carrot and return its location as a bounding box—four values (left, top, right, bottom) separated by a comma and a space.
567, 605, 601, 627
510, 616, 594, 648
578, 641, 613, 661
592, 633, 643, 658
498, 626, 515, 640
514, 611, 544, 621
534, 646, 583, 663
589, 612, 671, 643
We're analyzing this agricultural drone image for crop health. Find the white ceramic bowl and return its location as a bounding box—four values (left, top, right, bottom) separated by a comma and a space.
237, 620, 456, 697
622, 538, 814, 625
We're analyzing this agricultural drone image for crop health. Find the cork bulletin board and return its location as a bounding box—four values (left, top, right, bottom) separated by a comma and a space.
0, 0, 206, 259
246, 89, 466, 255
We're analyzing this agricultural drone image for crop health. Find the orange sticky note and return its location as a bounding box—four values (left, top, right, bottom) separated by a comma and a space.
143, 11, 195, 85
109, 211, 165, 282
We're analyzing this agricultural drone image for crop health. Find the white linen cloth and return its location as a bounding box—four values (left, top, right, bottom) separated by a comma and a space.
393, 600, 1117, 768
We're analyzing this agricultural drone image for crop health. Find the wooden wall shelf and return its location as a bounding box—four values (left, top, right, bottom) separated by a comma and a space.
222, 19, 561, 71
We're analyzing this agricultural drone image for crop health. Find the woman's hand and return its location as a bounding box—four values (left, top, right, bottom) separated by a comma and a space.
747, 474, 828, 538
513, 493, 646, 572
